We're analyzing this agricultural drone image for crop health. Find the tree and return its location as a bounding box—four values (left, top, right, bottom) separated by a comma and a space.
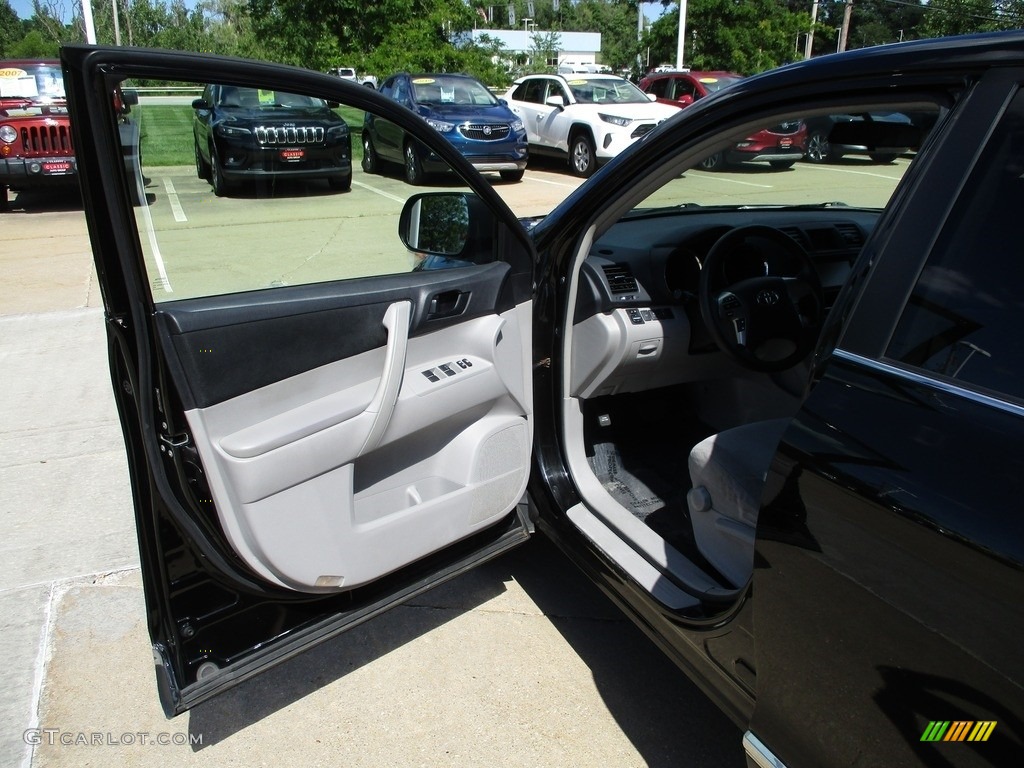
645, 0, 807, 74
920, 0, 1004, 37
0, 0, 24, 58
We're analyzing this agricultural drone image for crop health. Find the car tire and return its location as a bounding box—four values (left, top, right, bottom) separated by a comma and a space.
210, 143, 233, 197
805, 130, 834, 163
329, 173, 352, 192
362, 134, 378, 174
569, 132, 597, 177
195, 140, 210, 180
700, 151, 725, 171
500, 169, 525, 182
869, 152, 898, 163
769, 160, 797, 170
404, 141, 425, 185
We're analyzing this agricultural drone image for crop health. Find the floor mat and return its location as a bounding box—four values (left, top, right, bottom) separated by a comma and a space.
588, 441, 697, 550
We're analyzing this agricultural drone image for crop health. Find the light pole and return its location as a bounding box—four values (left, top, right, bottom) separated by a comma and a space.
522, 17, 533, 68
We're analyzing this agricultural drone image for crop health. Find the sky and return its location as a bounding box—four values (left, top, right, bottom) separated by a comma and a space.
9, 0, 202, 22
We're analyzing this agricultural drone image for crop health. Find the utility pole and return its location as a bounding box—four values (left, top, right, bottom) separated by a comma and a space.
80, 0, 97, 44
838, 0, 853, 53
804, 1, 819, 60
112, 0, 121, 46
675, 0, 688, 70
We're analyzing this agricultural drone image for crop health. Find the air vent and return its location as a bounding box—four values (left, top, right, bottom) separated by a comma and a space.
778, 226, 809, 249
602, 264, 639, 294
835, 222, 864, 247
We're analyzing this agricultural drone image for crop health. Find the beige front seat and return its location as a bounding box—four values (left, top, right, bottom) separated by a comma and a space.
686, 419, 790, 588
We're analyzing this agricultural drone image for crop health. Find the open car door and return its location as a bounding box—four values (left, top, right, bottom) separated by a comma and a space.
61, 46, 536, 716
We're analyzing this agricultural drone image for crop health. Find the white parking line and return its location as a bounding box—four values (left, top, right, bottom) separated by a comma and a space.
352, 180, 407, 203
687, 171, 774, 189
525, 175, 578, 188
163, 178, 188, 222
802, 164, 903, 181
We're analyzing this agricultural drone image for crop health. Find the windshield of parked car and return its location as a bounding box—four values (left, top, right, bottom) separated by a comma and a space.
0, 64, 66, 103
567, 77, 650, 105
411, 76, 498, 107
696, 75, 743, 93
218, 87, 328, 109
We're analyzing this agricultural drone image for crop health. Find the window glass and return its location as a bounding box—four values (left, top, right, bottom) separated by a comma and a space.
118, 77, 476, 303
886, 89, 1024, 402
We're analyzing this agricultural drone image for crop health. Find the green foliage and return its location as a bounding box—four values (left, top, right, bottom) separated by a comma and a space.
0, 1, 23, 58
646, 0, 806, 74
9, 29, 57, 58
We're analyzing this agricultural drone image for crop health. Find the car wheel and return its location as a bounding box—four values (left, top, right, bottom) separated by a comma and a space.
869, 152, 898, 163
805, 131, 833, 163
362, 134, 378, 174
329, 173, 352, 192
500, 169, 525, 182
769, 160, 797, 170
194, 140, 210, 180
700, 151, 725, 171
569, 132, 597, 177
210, 143, 233, 197
404, 141, 425, 185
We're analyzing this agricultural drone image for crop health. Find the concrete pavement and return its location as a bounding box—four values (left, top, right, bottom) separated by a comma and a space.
0, 188, 743, 768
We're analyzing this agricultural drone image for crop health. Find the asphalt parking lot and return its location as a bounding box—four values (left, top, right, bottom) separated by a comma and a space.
0, 157, 905, 767
0, 170, 749, 768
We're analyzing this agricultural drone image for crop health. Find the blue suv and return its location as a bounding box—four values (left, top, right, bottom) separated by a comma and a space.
363, 73, 528, 184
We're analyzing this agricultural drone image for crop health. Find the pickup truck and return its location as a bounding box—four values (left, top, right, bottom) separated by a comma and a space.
328, 67, 378, 89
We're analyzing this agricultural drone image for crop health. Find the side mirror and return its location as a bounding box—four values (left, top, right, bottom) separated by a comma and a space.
121, 89, 139, 107
677, 94, 694, 107
191, 98, 211, 111
545, 94, 565, 110
647, 93, 657, 102
399, 193, 471, 257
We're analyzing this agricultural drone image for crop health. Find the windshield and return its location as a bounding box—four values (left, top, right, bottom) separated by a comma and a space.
217, 87, 328, 109
0, 64, 65, 102
566, 77, 650, 105
698, 75, 743, 93
411, 76, 498, 107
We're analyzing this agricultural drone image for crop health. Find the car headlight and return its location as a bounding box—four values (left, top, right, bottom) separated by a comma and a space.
0, 124, 16, 143
599, 113, 632, 128
511, 119, 524, 133
425, 118, 454, 133
216, 123, 251, 137
327, 124, 349, 137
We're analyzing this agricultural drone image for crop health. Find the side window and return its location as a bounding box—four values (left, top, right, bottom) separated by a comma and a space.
646, 78, 667, 98
886, 89, 1024, 402
378, 78, 394, 99
675, 79, 698, 100
118, 77, 480, 303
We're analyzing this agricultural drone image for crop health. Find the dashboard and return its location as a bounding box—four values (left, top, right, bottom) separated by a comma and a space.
570, 208, 877, 398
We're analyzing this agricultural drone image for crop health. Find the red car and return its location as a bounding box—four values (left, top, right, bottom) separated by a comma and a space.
639, 69, 807, 170
0, 59, 138, 210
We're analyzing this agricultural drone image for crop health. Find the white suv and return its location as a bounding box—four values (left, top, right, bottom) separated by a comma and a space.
503, 73, 678, 177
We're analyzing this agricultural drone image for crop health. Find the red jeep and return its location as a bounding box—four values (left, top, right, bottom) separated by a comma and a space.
0, 59, 139, 210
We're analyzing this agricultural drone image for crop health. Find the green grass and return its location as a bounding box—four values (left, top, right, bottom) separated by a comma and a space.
133, 104, 367, 167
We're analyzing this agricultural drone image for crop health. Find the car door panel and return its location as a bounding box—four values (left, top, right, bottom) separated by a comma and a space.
62, 45, 536, 713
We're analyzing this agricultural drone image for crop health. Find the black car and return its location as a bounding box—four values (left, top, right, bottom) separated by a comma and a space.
63, 33, 1023, 767
192, 84, 352, 196
803, 112, 918, 164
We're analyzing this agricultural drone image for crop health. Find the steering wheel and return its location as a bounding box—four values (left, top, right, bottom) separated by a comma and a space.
698, 225, 824, 372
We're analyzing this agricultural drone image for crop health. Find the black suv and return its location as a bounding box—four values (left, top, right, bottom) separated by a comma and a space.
192, 84, 351, 196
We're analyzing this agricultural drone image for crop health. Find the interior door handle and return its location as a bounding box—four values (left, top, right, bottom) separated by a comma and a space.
427, 290, 467, 319
359, 300, 411, 456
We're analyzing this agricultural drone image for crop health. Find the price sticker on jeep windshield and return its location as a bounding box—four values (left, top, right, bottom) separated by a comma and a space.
279, 149, 304, 161
0, 67, 38, 98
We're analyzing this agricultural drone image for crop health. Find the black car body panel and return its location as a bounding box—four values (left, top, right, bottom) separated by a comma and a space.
62, 31, 1024, 766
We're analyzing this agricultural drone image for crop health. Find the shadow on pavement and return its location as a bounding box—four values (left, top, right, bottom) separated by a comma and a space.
187, 535, 743, 766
